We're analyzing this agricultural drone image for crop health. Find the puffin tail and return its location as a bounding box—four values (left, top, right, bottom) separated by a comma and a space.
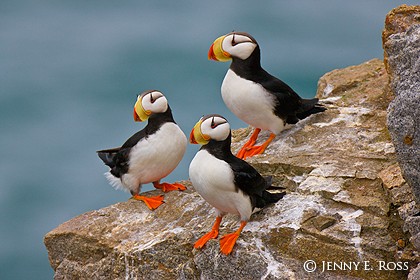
261, 189, 285, 204
254, 176, 286, 209
296, 98, 326, 120
263, 176, 286, 191
97, 148, 120, 168
253, 190, 285, 210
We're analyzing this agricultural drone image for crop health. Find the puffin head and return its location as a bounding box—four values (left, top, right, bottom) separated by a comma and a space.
190, 114, 230, 145
133, 90, 168, 122
208, 31, 258, 61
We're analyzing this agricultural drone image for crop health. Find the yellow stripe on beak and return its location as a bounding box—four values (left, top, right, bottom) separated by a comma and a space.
133, 96, 151, 122
190, 119, 210, 145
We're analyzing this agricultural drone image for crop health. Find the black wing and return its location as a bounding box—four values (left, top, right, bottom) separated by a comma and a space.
227, 155, 268, 197
121, 128, 148, 149
228, 155, 285, 208
259, 70, 325, 123
258, 71, 302, 118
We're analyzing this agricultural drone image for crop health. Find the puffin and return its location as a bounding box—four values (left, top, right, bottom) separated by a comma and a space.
208, 31, 326, 159
189, 114, 285, 255
97, 90, 187, 210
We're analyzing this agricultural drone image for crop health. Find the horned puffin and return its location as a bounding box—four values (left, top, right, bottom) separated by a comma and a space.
97, 90, 187, 210
208, 31, 326, 159
189, 114, 285, 255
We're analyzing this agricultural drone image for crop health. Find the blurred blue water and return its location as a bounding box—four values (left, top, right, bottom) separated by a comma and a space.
1, 1, 417, 278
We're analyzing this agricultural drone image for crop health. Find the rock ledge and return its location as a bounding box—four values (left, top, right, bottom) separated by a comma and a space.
45, 58, 419, 280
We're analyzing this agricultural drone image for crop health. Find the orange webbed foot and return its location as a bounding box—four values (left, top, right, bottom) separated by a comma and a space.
219, 221, 247, 255
194, 216, 222, 250
236, 128, 260, 159
237, 145, 265, 159
236, 133, 276, 160
153, 182, 187, 192
219, 232, 240, 255
132, 194, 164, 210
194, 229, 219, 249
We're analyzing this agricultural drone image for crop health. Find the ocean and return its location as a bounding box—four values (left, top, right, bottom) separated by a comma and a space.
0, 1, 417, 278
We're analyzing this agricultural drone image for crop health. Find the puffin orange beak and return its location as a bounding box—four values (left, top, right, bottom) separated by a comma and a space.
208, 35, 231, 62
189, 128, 198, 144
133, 107, 141, 122
208, 42, 217, 61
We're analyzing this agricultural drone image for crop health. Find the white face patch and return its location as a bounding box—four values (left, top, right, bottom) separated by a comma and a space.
141, 91, 168, 114
222, 34, 257, 60
200, 116, 230, 142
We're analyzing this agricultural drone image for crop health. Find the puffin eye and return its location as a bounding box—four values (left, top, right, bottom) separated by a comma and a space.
150, 93, 155, 103
231, 33, 236, 46
211, 117, 217, 129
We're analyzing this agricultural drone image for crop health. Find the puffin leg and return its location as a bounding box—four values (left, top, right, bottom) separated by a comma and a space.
237, 133, 276, 160
132, 194, 164, 210
153, 181, 187, 193
236, 128, 261, 159
219, 221, 247, 255
194, 216, 222, 249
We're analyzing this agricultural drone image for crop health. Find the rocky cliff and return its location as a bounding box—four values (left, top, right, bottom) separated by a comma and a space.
383, 5, 420, 205
45, 6, 420, 280
382, 5, 420, 279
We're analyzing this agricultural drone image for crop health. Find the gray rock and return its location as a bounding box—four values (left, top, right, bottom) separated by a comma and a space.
383, 5, 420, 204
399, 201, 420, 221
390, 184, 415, 207
405, 216, 420, 236
411, 233, 420, 251
408, 264, 420, 280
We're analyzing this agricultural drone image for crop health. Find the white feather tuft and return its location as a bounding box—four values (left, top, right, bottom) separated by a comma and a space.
104, 172, 127, 192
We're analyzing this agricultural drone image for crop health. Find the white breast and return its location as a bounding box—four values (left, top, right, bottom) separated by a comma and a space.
221, 69, 285, 134
121, 123, 187, 191
189, 150, 253, 220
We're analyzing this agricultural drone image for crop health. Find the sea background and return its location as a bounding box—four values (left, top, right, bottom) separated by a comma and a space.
1, 1, 417, 278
